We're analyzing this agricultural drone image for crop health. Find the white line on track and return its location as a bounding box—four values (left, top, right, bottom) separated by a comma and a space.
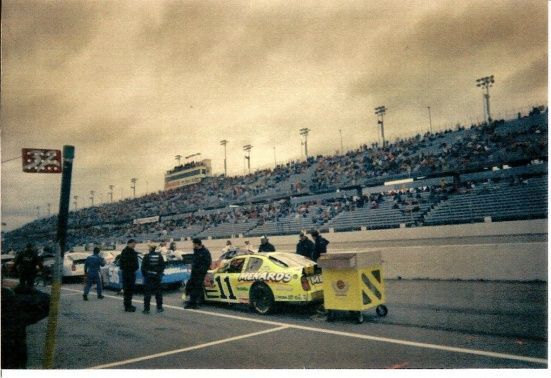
90, 325, 289, 369
61, 287, 548, 366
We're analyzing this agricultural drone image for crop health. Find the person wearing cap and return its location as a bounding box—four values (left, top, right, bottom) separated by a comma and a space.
258, 236, 276, 253
141, 245, 166, 314
296, 232, 315, 260
83, 247, 106, 301
184, 238, 212, 309
120, 239, 139, 312
310, 230, 330, 262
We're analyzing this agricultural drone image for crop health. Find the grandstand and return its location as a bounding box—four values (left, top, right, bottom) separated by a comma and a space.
2, 109, 547, 251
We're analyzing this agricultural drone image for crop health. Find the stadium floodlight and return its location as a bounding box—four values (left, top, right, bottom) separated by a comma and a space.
339, 129, 343, 154
47, 203, 51, 217
36, 206, 40, 218
109, 185, 114, 203
89, 190, 95, 206
299, 128, 310, 158
175, 155, 182, 165
131, 178, 137, 198
243, 144, 253, 174
73, 195, 79, 210
185, 153, 201, 160
374, 106, 387, 146
427, 106, 433, 134
220, 140, 228, 176
475, 75, 495, 123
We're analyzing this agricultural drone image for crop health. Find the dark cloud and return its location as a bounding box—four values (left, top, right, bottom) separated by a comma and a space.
1, 0, 547, 230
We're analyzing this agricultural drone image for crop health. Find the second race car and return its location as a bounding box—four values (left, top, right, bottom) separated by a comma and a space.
101, 253, 192, 291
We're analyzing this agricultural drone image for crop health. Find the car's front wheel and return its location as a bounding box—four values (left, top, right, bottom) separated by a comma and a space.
250, 283, 274, 315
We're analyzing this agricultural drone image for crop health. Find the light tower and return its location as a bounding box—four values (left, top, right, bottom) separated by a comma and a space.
243, 145, 252, 174
299, 128, 310, 158
175, 155, 182, 165
108, 185, 114, 203
73, 195, 79, 210
47, 203, 51, 217
427, 106, 433, 134
89, 190, 95, 206
220, 140, 228, 176
36, 206, 40, 218
130, 178, 137, 198
476, 75, 495, 123
374, 106, 387, 146
339, 129, 344, 154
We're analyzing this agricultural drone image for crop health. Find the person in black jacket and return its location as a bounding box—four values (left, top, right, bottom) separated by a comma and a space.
1, 284, 50, 368
310, 230, 330, 262
141, 246, 166, 314
296, 232, 315, 260
258, 236, 276, 253
14, 244, 42, 289
184, 238, 212, 309
119, 239, 139, 312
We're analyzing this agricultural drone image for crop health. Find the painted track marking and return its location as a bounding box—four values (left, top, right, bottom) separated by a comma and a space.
61, 287, 547, 366
90, 326, 289, 369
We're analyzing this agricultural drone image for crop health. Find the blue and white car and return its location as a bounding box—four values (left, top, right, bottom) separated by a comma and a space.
100, 253, 192, 291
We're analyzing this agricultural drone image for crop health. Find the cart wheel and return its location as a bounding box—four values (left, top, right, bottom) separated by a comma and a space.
326, 310, 335, 322
357, 312, 364, 324
376, 305, 388, 317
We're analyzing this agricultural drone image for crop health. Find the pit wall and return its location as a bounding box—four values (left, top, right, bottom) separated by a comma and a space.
129, 219, 547, 282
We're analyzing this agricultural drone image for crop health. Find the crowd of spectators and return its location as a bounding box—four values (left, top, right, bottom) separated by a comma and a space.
3, 109, 547, 251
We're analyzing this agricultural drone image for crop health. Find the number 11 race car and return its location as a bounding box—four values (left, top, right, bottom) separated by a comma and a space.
184, 252, 323, 314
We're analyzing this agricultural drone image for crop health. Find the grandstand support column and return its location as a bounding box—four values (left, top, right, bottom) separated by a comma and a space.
220, 140, 228, 176
476, 75, 495, 123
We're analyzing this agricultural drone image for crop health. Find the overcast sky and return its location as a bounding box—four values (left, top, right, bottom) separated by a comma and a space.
1, 0, 547, 231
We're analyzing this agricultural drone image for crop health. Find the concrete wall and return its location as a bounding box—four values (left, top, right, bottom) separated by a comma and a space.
131, 219, 547, 281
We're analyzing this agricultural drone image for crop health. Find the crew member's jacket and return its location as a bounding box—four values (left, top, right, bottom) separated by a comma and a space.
312, 235, 330, 262
84, 254, 105, 275
15, 249, 41, 274
192, 246, 212, 274
141, 251, 166, 277
296, 239, 315, 260
120, 246, 139, 272
258, 242, 276, 252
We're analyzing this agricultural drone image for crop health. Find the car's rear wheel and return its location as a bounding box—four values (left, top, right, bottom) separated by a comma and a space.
250, 283, 274, 315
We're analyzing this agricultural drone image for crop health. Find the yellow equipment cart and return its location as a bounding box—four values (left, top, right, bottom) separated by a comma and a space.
318, 251, 388, 324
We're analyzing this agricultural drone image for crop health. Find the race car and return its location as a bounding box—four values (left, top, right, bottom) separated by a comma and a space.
100, 253, 192, 290
186, 252, 323, 314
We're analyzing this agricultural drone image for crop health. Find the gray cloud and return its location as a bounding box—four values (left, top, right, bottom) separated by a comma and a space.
1, 0, 547, 231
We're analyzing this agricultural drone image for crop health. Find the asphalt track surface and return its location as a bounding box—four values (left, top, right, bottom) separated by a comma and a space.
23, 279, 547, 369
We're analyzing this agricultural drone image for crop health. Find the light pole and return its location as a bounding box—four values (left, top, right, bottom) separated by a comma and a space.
300, 128, 310, 158
89, 190, 95, 206
36, 206, 40, 218
427, 106, 433, 134
243, 145, 252, 174
146, 180, 149, 194
131, 178, 137, 198
47, 203, 51, 217
476, 75, 495, 123
73, 195, 78, 210
220, 140, 228, 176
375, 106, 387, 146
339, 129, 344, 154
108, 185, 114, 203
175, 154, 182, 165
273, 146, 277, 166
